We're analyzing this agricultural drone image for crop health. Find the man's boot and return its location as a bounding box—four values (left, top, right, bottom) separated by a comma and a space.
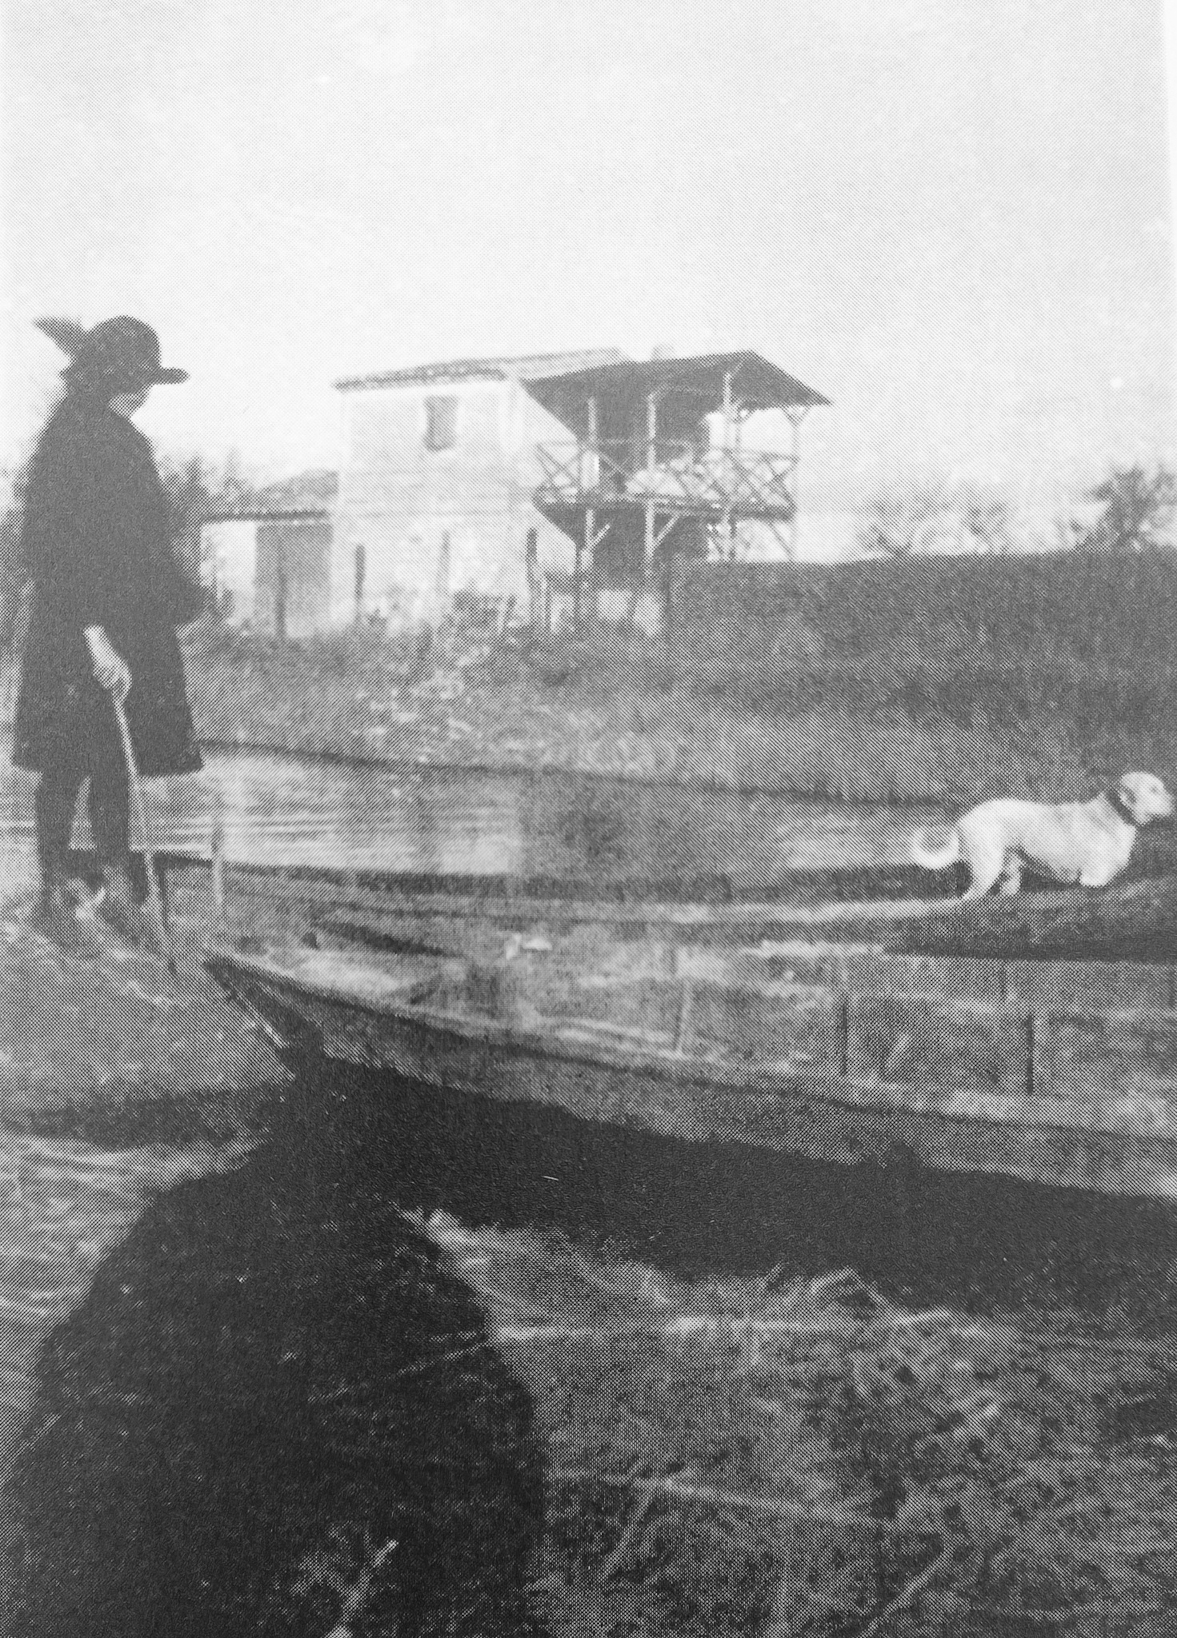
32, 876, 104, 956
97, 861, 150, 946
32, 775, 102, 955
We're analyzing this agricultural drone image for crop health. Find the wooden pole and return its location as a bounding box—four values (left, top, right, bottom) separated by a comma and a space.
721, 371, 736, 557
786, 407, 804, 559
112, 694, 175, 971
583, 395, 599, 629
210, 799, 227, 922
586, 395, 600, 485
644, 392, 657, 577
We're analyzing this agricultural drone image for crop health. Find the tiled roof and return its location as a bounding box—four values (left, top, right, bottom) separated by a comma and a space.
207, 469, 337, 522
334, 348, 627, 392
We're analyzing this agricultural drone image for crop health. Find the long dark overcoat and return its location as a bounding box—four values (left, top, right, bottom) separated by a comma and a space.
13, 395, 203, 780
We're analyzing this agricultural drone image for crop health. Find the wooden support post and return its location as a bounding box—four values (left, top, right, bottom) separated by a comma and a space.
1026, 1010, 1047, 1098
721, 371, 736, 557
156, 856, 170, 936
586, 395, 599, 489
672, 980, 695, 1056
577, 394, 599, 632
785, 407, 805, 559
837, 992, 851, 1078
644, 392, 657, 580
525, 528, 540, 629
580, 507, 593, 630
210, 808, 227, 920
573, 533, 582, 633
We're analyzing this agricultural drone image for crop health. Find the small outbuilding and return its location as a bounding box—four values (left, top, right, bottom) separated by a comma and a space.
201, 471, 337, 637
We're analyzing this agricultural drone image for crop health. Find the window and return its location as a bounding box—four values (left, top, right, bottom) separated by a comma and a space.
424, 394, 458, 452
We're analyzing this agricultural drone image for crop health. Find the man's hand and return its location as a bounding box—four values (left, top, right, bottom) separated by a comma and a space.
84, 626, 131, 700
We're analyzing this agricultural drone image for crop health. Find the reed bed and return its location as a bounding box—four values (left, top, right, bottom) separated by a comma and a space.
181, 551, 1177, 805
426, 1212, 1177, 1637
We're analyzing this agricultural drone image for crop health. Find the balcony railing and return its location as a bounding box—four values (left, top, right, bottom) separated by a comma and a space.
535, 439, 797, 518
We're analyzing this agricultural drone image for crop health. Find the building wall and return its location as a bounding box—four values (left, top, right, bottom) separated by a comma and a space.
334, 375, 577, 627
201, 520, 258, 625
254, 519, 334, 638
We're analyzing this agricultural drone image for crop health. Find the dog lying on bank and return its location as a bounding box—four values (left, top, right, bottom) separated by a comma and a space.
911, 772, 1174, 900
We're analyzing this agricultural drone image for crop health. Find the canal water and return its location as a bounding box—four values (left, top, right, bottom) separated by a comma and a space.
1, 742, 941, 886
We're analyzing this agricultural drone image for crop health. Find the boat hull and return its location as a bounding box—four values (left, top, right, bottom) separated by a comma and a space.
209, 951, 1177, 1202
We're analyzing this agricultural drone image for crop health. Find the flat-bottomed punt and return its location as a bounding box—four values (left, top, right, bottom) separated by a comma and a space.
207, 937, 1177, 1202
148, 848, 1177, 963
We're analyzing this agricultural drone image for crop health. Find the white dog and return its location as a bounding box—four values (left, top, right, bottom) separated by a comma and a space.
911, 772, 1174, 900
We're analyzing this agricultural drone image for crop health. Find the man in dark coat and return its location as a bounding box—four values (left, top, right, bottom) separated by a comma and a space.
13, 316, 203, 949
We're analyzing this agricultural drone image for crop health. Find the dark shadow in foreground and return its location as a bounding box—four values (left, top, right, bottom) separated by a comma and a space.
310, 1060, 1177, 1318
4, 1090, 546, 1638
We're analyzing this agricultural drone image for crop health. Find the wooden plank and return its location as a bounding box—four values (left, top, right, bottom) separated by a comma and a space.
1049, 1007, 1177, 1100
173, 845, 1177, 965
689, 982, 838, 1071
208, 954, 1177, 1197
322, 906, 1176, 1022
845, 992, 1030, 1095
1001, 960, 1173, 1012
197, 852, 1177, 939
266, 932, 1177, 1077
1027, 1011, 1046, 1099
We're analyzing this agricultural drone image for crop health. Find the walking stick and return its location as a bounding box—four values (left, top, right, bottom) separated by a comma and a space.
111, 692, 175, 971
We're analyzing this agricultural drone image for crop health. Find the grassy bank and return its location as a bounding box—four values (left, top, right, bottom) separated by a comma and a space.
0, 896, 279, 1144
182, 552, 1177, 805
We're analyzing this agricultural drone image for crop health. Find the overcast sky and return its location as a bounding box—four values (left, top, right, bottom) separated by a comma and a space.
2, 0, 1174, 512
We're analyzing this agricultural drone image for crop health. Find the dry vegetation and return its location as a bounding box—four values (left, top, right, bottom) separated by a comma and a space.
182, 552, 1177, 804
429, 1214, 1177, 1638
8, 1096, 1176, 1637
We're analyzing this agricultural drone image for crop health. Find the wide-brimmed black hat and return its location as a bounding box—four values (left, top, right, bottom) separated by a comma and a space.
35, 315, 188, 386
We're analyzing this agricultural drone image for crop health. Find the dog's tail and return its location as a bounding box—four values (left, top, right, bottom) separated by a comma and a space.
911, 826, 961, 872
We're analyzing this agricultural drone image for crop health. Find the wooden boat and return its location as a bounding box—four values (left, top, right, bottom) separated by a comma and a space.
206, 936, 1177, 1201
150, 848, 1177, 963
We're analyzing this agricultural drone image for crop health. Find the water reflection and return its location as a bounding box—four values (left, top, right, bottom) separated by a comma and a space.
1, 744, 940, 885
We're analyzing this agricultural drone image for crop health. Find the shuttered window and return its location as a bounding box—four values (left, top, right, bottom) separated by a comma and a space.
424, 395, 458, 451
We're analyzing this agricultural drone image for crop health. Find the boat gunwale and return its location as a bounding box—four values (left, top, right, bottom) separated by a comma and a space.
206, 948, 1177, 1149
173, 849, 1173, 932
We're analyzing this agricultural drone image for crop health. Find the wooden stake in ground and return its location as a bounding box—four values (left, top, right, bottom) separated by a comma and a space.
112, 693, 175, 971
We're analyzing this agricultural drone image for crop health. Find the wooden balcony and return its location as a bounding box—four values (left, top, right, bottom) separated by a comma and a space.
535, 440, 797, 521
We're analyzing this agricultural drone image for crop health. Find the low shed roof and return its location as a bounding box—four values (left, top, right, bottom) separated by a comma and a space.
206, 469, 338, 523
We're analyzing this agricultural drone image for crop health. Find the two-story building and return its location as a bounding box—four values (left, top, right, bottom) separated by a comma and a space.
331, 350, 625, 629
204, 348, 829, 635
334, 347, 829, 630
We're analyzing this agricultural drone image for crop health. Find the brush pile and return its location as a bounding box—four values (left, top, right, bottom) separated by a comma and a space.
425, 1214, 1177, 1637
